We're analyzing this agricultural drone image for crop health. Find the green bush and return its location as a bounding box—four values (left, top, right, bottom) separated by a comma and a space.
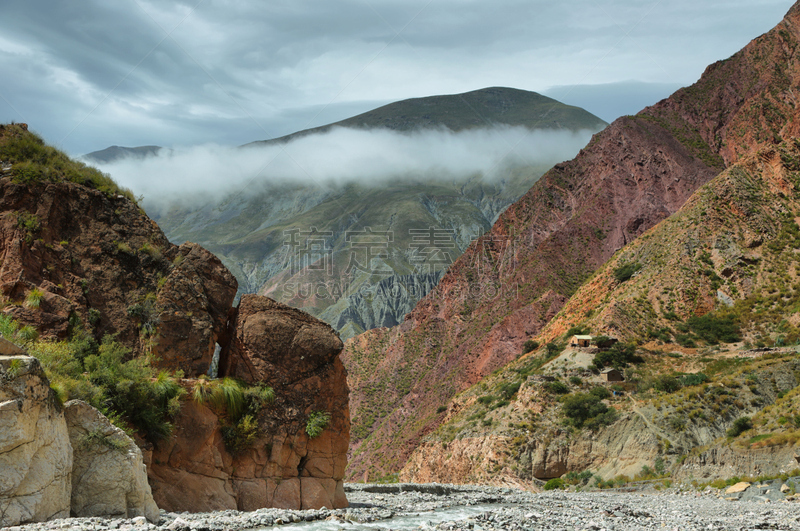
679, 373, 708, 387
498, 381, 522, 399
565, 325, 589, 337
613, 262, 641, 282
545, 342, 562, 358
25, 287, 44, 309
543, 478, 565, 490
653, 375, 682, 393
687, 314, 740, 344
593, 342, 642, 369
523, 339, 539, 353
727, 416, 753, 437
306, 411, 331, 438
589, 386, 611, 400
546, 381, 570, 394
569, 376, 583, 385
562, 393, 617, 429
221, 414, 259, 455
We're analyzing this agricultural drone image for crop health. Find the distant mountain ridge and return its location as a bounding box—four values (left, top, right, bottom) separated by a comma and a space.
83, 145, 161, 163
247, 87, 606, 145
97, 87, 606, 339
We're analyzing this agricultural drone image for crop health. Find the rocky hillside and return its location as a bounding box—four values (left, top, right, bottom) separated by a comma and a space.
399, 138, 800, 488
0, 123, 350, 517
144, 87, 606, 339
342, 2, 800, 480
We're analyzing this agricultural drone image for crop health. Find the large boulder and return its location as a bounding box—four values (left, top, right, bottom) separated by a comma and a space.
148, 295, 349, 512
64, 400, 159, 523
151, 242, 237, 377
0, 347, 72, 526
222, 295, 343, 387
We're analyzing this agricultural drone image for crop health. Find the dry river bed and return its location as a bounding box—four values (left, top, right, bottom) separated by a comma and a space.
4, 483, 800, 531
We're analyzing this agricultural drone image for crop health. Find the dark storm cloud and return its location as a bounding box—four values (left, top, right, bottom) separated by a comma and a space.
0, 0, 792, 155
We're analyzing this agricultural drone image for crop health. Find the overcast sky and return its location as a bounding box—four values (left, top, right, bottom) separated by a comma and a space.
0, 0, 792, 155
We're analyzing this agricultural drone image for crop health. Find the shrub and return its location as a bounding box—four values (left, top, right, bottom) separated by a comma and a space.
546, 381, 570, 394
221, 414, 259, 455
436, 405, 447, 414
728, 416, 753, 437
569, 376, 583, 385
653, 375, 682, 393
545, 342, 562, 358
589, 386, 611, 400
562, 393, 617, 429
613, 262, 641, 282
679, 373, 709, 387
306, 411, 331, 438
593, 342, 642, 369
25, 287, 44, 309
687, 313, 740, 344
565, 325, 589, 337
498, 381, 522, 399
523, 339, 539, 353
543, 478, 565, 490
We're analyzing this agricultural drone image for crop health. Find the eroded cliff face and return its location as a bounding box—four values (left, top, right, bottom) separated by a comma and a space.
342, 1, 800, 480
400, 359, 800, 487
147, 295, 349, 512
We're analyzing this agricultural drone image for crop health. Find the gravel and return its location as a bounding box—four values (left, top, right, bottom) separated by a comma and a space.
5, 483, 800, 531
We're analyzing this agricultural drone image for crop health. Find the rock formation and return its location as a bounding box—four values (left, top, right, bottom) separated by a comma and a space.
64, 400, 159, 523
147, 295, 349, 512
151, 242, 237, 376
0, 123, 351, 517
0, 348, 72, 527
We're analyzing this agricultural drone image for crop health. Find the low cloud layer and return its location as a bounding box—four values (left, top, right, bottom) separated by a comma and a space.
91, 126, 598, 208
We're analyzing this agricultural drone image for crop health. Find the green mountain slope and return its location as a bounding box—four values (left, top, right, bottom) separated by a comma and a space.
248, 87, 606, 145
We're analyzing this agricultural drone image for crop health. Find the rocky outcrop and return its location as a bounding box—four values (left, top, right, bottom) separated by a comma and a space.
0, 130, 235, 375
64, 400, 159, 523
0, 348, 72, 527
677, 445, 800, 482
0, 124, 350, 515
151, 243, 237, 377
148, 295, 349, 512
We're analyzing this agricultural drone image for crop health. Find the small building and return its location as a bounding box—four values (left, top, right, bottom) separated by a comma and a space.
569, 335, 592, 348
601, 368, 624, 382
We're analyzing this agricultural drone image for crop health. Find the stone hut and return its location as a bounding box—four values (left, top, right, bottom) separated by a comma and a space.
600, 368, 624, 382
569, 335, 592, 348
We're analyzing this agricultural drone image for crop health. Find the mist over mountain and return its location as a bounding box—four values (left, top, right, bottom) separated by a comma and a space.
89, 125, 598, 213
88, 87, 606, 338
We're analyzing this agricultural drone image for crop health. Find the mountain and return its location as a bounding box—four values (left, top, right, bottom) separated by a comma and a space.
341, 2, 800, 481
400, 127, 800, 489
147, 87, 607, 339
247, 87, 606, 145
83, 145, 161, 163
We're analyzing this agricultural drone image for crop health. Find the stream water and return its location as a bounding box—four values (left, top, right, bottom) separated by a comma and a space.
255, 503, 501, 530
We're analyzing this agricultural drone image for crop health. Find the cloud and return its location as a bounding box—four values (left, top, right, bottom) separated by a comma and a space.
0, 0, 791, 155
90, 125, 599, 210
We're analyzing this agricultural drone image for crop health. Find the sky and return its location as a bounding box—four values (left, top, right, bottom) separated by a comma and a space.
0, 0, 793, 156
